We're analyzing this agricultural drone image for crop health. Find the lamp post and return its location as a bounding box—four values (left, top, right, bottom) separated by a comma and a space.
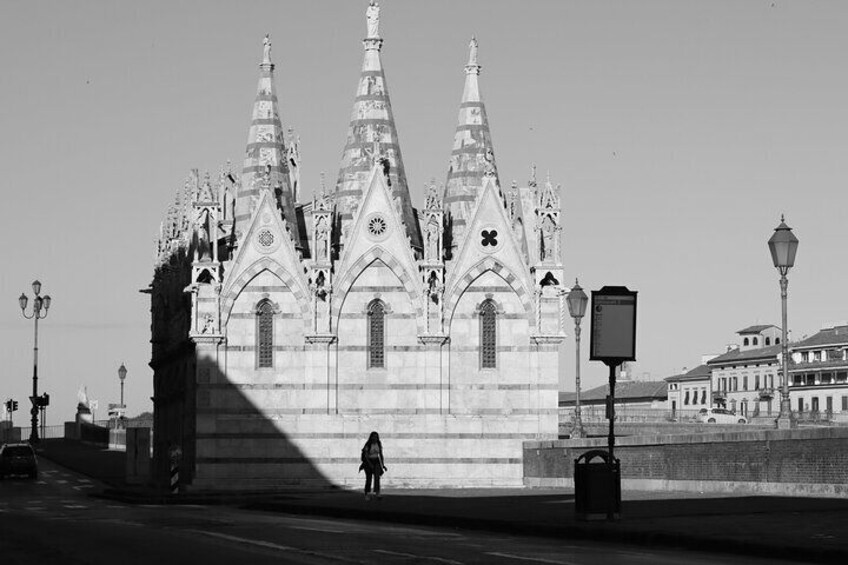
19, 280, 52, 444
118, 363, 127, 428
566, 279, 589, 439
768, 215, 799, 430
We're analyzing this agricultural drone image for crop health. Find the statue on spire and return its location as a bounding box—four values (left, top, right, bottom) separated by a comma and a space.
468, 36, 479, 67
366, 1, 380, 38
262, 34, 272, 65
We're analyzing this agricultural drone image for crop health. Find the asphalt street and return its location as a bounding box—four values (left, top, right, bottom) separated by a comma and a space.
0, 458, 814, 564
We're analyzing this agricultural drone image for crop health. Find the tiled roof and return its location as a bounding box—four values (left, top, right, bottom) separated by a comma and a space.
665, 364, 711, 382
707, 344, 783, 366
791, 326, 848, 350
559, 380, 667, 405
738, 325, 778, 334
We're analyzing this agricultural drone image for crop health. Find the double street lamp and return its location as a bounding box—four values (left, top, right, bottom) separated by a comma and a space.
566, 279, 589, 439
19, 280, 52, 444
767, 215, 799, 429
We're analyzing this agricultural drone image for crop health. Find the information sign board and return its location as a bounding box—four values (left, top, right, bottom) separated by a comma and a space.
589, 286, 637, 362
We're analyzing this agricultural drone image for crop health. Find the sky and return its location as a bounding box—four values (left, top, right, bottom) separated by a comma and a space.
1, 1, 847, 426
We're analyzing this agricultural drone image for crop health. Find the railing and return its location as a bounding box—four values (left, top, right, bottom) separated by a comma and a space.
561, 406, 707, 423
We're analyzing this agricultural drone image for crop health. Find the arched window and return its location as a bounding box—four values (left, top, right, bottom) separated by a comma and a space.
256, 300, 274, 368
753, 337, 759, 346
743, 338, 749, 346
775, 337, 780, 345
765, 337, 771, 345
480, 300, 497, 369
368, 300, 386, 369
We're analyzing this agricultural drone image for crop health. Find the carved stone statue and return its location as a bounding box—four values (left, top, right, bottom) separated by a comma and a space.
263, 34, 272, 64
540, 216, 555, 262
468, 36, 479, 67
315, 216, 329, 261
426, 220, 439, 261
366, 1, 380, 38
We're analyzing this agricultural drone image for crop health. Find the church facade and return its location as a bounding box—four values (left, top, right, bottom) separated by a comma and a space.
149, 3, 567, 490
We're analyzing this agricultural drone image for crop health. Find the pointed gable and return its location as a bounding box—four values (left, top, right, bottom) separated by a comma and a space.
234, 35, 302, 251
444, 37, 500, 258
334, 2, 421, 254
445, 175, 531, 309
222, 186, 310, 326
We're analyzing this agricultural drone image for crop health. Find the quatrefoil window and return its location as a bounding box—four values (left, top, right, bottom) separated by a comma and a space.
481, 229, 498, 247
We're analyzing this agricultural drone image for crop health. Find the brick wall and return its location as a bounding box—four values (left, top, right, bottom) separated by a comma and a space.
525, 427, 848, 493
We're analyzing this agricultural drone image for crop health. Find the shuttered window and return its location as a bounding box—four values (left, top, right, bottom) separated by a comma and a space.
257, 300, 274, 368
368, 300, 385, 369
480, 300, 497, 369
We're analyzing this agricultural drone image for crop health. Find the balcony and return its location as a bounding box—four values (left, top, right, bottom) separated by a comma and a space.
757, 387, 775, 400
789, 357, 848, 371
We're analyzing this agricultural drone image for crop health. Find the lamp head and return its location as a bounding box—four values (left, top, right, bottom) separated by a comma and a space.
42, 295, 51, 311
18, 293, 28, 312
566, 279, 589, 320
768, 215, 799, 271
118, 363, 127, 382
31, 280, 41, 296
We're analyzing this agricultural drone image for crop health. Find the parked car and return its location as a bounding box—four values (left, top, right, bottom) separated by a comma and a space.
0, 442, 38, 479
697, 408, 747, 424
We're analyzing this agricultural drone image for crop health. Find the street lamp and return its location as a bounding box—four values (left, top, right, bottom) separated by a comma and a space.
19, 280, 52, 444
118, 363, 127, 428
768, 215, 799, 429
566, 279, 589, 439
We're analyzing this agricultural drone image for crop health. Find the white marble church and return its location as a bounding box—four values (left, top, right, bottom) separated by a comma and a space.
149, 2, 567, 490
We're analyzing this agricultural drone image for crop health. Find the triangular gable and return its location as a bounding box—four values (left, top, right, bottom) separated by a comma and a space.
222, 188, 310, 308
446, 175, 531, 299
336, 164, 420, 289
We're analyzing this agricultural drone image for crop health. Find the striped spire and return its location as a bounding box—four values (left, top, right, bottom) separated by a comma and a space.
334, 2, 421, 251
234, 34, 301, 249
444, 36, 500, 258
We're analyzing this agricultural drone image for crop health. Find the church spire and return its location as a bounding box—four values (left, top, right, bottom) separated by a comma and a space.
234, 34, 302, 250
335, 1, 422, 252
444, 36, 500, 258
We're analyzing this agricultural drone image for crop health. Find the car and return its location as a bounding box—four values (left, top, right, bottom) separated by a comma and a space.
697, 408, 747, 424
0, 442, 38, 479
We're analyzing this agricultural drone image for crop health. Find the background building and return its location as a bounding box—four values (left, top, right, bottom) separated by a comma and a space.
665, 361, 713, 415
707, 326, 781, 418
789, 324, 848, 421
148, 6, 566, 490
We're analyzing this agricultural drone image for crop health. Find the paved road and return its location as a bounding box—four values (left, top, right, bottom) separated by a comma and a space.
0, 458, 812, 564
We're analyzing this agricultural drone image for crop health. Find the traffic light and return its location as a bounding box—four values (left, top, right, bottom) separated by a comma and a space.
11, 400, 18, 412
42, 393, 50, 407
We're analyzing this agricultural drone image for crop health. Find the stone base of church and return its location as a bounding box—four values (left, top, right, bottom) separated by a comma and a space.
187, 413, 557, 491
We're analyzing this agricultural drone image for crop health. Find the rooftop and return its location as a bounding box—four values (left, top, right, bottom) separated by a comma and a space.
792, 325, 848, 350
665, 363, 711, 382
559, 380, 667, 405
738, 325, 779, 335
707, 343, 783, 366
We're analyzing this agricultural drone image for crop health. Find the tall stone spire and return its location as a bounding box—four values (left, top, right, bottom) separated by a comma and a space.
444, 36, 500, 258
235, 34, 302, 250
335, 1, 422, 252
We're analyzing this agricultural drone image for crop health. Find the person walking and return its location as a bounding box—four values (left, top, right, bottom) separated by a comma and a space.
359, 431, 387, 500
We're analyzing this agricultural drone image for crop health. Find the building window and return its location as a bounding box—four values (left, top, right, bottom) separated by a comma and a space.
700, 389, 707, 404
812, 397, 819, 412
256, 300, 275, 368
776, 337, 780, 345
755, 375, 760, 390
801, 352, 809, 363
842, 396, 847, 411
733, 377, 738, 392
753, 337, 758, 346
769, 375, 774, 388
814, 351, 822, 362
743, 376, 748, 391
367, 300, 386, 369
798, 398, 804, 413
765, 337, 771, 345
684, 390, 690, 405
480, 299, 497, 369
826, 396, 833, 414
743, 338, 750, 346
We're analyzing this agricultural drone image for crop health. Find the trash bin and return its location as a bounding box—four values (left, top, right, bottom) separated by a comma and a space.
574, 449, 621, 521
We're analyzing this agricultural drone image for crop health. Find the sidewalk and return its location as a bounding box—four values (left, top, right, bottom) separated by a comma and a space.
37, 439, 848, 564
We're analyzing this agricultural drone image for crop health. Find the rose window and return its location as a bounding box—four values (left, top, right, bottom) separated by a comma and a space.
368, 215, 388, 237
257, 229, 275, 248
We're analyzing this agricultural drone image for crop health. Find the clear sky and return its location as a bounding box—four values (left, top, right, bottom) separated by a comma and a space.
1, 1, 846, 426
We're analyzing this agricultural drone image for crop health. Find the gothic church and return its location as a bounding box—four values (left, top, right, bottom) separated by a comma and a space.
149, 3, 567, 489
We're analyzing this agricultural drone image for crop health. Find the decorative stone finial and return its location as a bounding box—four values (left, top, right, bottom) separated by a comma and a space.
262, 34, 272, 66
529, 163, 537, 187
366, 1, 380, 38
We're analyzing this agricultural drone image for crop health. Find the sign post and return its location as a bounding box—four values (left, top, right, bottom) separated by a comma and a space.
587, 285, 637, 521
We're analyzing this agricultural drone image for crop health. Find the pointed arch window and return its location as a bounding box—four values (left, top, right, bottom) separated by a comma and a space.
256, 300, 275, 368
480, 299, 497, 369
368, 300, 386, 369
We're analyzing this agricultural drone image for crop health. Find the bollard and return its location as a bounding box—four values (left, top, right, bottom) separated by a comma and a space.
168, 444, 182, 495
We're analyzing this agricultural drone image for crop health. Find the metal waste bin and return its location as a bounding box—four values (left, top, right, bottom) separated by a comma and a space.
574, 449, 621, 521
